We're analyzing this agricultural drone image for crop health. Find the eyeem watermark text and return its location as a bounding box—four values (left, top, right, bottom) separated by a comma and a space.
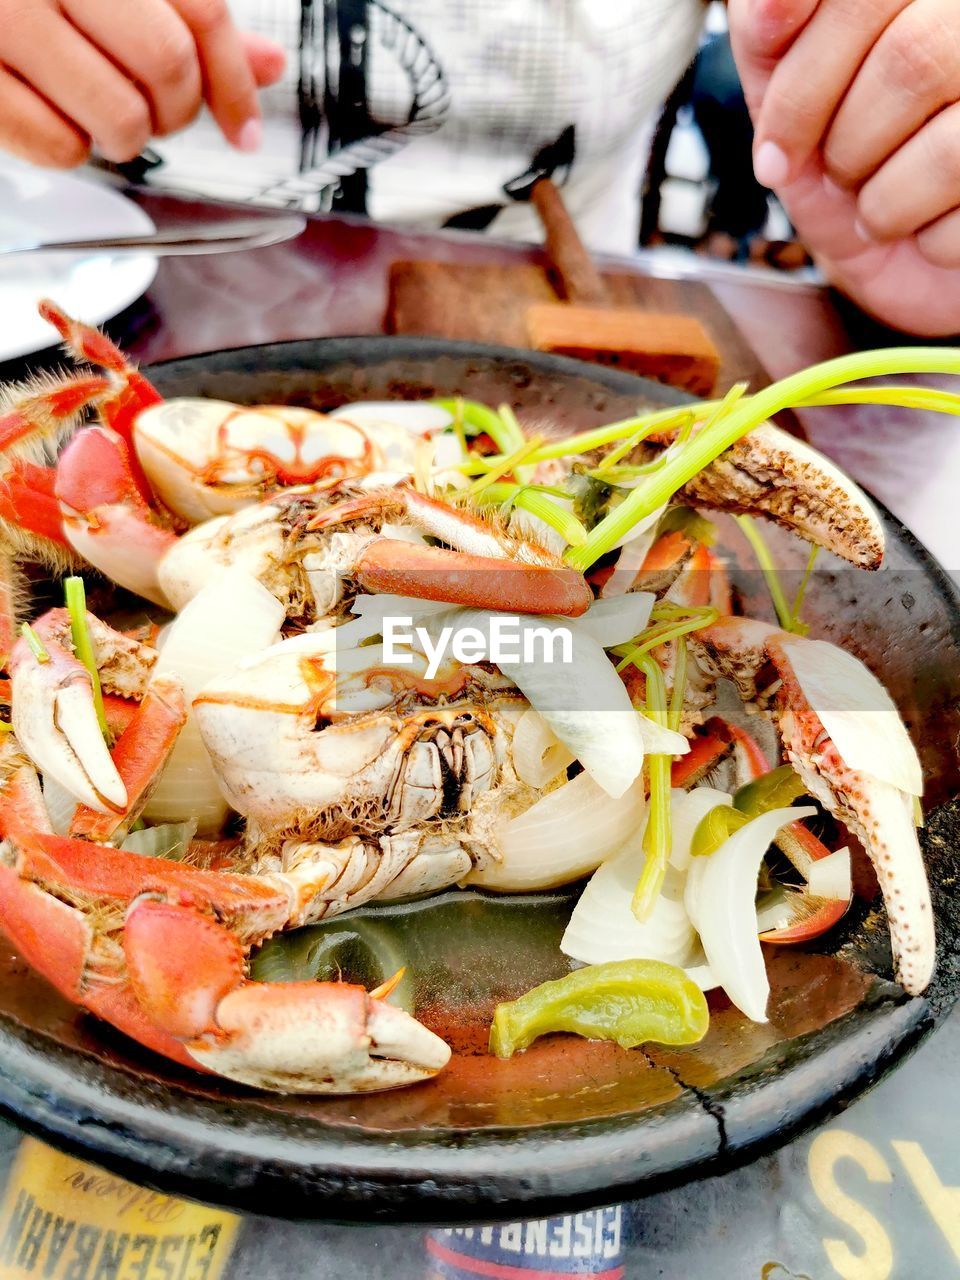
383, 615, 574, 678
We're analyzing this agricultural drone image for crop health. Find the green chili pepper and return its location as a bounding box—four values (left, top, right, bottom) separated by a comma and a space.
690, 804, 750, 858
488, 958, 709, 1057
733, 764, 808, 818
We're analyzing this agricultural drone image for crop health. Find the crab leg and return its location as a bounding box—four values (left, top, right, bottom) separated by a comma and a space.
311, 487, 593, 617
38, 300, 160, 504
356, 539, 592, 617
9, 608, 159, 814
692, 617, 933, 993
55, 425, 176, 606
659, 420, 886, 570
0, 798, 451, 1090
123, 899, 450, 1092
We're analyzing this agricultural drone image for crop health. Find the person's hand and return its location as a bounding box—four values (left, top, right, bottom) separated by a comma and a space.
0, 0, 286, 169
728, 0, 960, 335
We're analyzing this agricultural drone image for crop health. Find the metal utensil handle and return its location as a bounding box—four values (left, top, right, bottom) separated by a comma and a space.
531, 179, 608, 306
3, 216, 306, 257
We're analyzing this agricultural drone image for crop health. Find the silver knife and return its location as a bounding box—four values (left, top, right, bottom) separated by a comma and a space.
0, 214, 307, 257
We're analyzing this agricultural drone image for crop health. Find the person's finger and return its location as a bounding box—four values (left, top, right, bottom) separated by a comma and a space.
917, 207, 960, 267
169, 0, 262, 150
241, 31, 286, 88
62, 0, 202, 137
3, 10, 152, 163
727, 0, 821, 119
858, 101, 960, 240
750, 0, 910, 189
0, 65, 90, 168
824, 0, 960, 188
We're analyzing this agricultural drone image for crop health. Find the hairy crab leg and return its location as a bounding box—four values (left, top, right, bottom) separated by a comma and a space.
55, 425, 177, 605
311, 486, 593, 616
38, 300, 160, 504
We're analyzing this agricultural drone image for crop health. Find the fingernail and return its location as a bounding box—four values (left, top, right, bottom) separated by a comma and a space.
854, 218, 874, 243
236, 118, 263, 153
754, 140, 790, 189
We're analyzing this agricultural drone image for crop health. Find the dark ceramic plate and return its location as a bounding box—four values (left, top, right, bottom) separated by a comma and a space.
0, 338, 958, 1221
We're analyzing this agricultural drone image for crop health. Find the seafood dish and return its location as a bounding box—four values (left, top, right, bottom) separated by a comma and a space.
0, 301, 956, 1096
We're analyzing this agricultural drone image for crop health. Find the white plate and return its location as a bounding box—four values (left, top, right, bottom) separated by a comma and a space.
0, 159, 157, 363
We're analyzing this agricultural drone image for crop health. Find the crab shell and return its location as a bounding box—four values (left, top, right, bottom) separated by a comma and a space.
192, 635, 526, 851
132, 400, 455, 526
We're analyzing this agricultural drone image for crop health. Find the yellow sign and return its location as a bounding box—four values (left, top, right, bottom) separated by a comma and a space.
0, 1138, 240, 1280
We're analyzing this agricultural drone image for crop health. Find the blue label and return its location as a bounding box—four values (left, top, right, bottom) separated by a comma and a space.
426, 1207, 624, 1278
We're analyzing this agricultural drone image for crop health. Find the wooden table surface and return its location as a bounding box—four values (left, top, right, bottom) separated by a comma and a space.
91, 189, 955, 578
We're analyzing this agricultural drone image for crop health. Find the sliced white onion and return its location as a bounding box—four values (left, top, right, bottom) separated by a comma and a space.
379, 522, 427, 545
453, 609, 645, 798
777, 634, 922, 796
350, 593, 454, 623
612, 503, 667, 552
144, 569, 285, 834
561, 788, 722, 984
572, 593, 655, 648
805, 845, 852, 901
465, 772, 646, 891
636, 714, 690, 758
42, 774, 78, 836
755, 887, 795, 933
121, 821, 197, 860
669, 786, 732, 872
509, 498, 575, 557
327, 401, 453, 436
684, 805, 816, 1023
511, 706, 575, 788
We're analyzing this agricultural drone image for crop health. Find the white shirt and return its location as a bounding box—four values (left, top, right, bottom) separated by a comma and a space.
151, 0, 705, 254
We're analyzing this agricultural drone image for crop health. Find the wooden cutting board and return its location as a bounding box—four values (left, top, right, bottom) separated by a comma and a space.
387, 259, 786, 407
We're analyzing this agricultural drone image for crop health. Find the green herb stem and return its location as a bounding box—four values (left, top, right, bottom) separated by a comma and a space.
468, 435, 543, 495
64, 577, 109, 739
734, 515, 796, 632
476, 484, 588, 546
20, 623, 50, 664
566, 350, 960, 571
631, 654, 671, 921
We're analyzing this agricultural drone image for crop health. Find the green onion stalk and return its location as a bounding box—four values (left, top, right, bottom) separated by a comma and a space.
564, 349, 960, 572
20, 623, 49, 664
630, 653, 672, 921
64, 577, 109, 739
474, 483, 589, 546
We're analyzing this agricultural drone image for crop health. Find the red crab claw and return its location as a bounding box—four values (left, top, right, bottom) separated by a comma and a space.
692, 617, 932, 994
55, 424, 176, 605
70, 676, 187, 841
123, 900, 451, 1092
10, 629, 127, 813
0, 806, 451, 1089
38, 300, 160, 504
0, 777, 206, 1069
311, 487, 593, 617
